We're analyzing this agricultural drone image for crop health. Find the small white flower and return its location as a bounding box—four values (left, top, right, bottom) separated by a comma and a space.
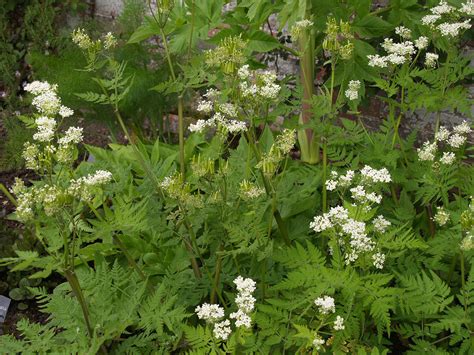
24, 81, 54, 95
310, 215, 332, 233
313, 335, 325, 350
447, 133, 467, 148
229, 309, 252, 328
334, 315, 345, 331
431, 1, 455, 15
425, 53, 439, 68
373, 215, 391, 233
368, 54, 388, 68
195, 303, 225, 323
460, 1, 474, 15
59, 105, 74, 118
372, 252, 386, 269
433, 207, 450, 226
395, 26, 412, 39
314, 295, 335, 314
197, 100, 213, 114
59, 126, 83, 145
417, 141, 437, 161
414, 36, 429, 49
345, 80, 361, 101
213, 320, 232, 340
437, 20, 472, 37
234, 276, 256, 295
237, 64, 251, 80
421, 14, 441, 26
219, 103, 238, 117
440, 152, 456, 165
453, 120, 471, 135
435, 126, 450, 141
326, 179, 338, 191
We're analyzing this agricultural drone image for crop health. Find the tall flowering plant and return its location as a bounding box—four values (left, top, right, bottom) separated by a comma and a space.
4, 81, 113, 342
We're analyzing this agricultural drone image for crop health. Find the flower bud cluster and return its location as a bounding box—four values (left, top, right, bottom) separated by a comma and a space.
290, 19, 314, 40
205, 36, 247, 74
323, 18, 354, 59
257, 129, 296, 176
160, 174, 203, 208
239, 180, 265, 200
72, 28, 117, 51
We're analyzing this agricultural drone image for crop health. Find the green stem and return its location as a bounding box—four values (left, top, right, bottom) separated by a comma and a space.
322, 140, 328, 213
178, 96, 185, 176
210, 244, 224, 304
0, 183, 17, 207
245, 131, 291, 245
113, 235, 147, 282
460, 251, 467, 314
64, 269, 94, 339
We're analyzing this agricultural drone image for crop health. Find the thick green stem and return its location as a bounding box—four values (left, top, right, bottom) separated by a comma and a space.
0, 183, 17, 207
297, 8, 318, 164
64, 269, 94, 339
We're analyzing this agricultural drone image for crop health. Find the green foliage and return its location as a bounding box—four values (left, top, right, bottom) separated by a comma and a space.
1, 0, 473, 354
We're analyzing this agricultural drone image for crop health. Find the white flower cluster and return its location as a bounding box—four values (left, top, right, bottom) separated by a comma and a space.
314, 295, 335, 314
239, 65, 281, 100
313, 335, 325, 350
334, 315, 345, 330
425, 52, 439, 68
314, 167, 391, 268
230, 276, 256, 328
195, 276, 256, 341
367, 28, 435, 68
345, 80, 361, 101
325, 166, 391, 206
433, 207, 450, 226
190, 89, 247, 134
25, 81, 73, 118
372, 252, 386, 269
417, 121, 471, 164
395, 26, 412, 39
421, 1, 472, 38
373, 215, 391, 233
195, 303, 225, 323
